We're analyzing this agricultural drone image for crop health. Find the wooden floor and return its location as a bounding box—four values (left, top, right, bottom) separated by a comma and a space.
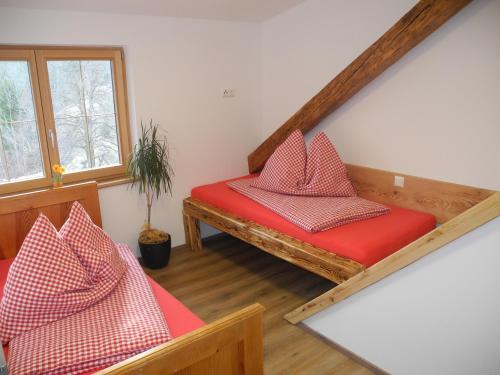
144, 235, 375, 375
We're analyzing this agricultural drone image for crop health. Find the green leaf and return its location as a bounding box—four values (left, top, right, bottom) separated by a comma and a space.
126, 120, 174, 226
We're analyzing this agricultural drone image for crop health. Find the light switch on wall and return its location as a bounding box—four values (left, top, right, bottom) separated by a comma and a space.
222, 88, 235, 97
394, 175, 405, 188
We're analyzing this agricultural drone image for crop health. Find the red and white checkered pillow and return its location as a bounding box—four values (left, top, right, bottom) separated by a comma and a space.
0, 215, 120, 344
303, 132, 356, 196
251, 130, 355, 197
8, 244, 171, 375
251, 129, 307, 194
60, 201, 126, 283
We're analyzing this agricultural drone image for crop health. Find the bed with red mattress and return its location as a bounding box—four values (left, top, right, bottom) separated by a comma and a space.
183, 171, 440, 327
183, 172, 437, 320
0, 181, 264, 375
191, 176, 436, 268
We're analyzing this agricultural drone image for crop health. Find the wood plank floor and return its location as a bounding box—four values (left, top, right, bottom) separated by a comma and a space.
143, 234, 374, 375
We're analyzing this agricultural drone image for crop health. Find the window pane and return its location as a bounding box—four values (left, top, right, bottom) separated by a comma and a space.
55, 116, 90, 171
0, 61, 44, 183
90, 114, 119, 167
47, 60, 120, 173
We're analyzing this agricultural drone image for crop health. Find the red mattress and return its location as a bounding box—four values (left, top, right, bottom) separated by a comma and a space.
1, 257, 204, 372
192, 175, 436, 267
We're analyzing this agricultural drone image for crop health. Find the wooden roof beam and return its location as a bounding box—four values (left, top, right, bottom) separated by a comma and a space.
248, 0, 472, 173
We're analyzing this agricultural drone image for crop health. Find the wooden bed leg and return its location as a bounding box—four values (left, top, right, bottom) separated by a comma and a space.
183, 212, 192, 249
183, 211, 202, 252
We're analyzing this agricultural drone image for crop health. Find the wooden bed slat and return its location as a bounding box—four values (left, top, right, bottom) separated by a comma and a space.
284, 191, 500, 324
247, 0, 472, 173
183, 198, 365, 284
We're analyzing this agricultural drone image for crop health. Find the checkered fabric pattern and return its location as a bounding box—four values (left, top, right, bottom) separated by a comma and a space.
7, 244, 171, 375
60, 202, 126, 283
0, 215, 121, 345
251, 129, 308, 194
229, 178, 389, 232
303, 132, 356, 196
251, 130, 356, 197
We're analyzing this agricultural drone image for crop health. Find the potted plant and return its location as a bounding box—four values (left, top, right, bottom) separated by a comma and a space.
127, 120, 174, 269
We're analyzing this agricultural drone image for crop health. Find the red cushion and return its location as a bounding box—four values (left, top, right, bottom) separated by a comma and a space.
0, 215, 117, 344
251, 130, 355, 197
60, 202, 126, 283
192, 176, 437, 267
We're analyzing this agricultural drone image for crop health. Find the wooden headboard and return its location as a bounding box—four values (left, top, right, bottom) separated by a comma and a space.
346, 164, 495, 224
0, 181, 101, 259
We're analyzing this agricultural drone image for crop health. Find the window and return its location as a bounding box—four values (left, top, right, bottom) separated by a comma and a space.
0, 47, 131, 195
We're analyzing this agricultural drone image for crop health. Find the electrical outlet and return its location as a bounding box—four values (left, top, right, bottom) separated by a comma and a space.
394, 175, 405, 188
222, 88, 235, 98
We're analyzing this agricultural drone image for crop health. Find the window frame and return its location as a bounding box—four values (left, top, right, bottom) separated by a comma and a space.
0, 48, 53, 195
0, 46, 132, 195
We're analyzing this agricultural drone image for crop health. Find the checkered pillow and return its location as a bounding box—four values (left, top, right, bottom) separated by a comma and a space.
251, 129, 307, 194
251, 130, 355, 197
0, 215, 119, 344
303, 132, 356, 196
7, 244, 171, 375
60, 202, 126, 283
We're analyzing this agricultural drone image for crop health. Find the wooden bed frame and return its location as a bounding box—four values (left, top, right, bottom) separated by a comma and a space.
184, 0, 500, 324
183, 163, 495, 283
0, 181, 264, 375
183, 165, 499, 323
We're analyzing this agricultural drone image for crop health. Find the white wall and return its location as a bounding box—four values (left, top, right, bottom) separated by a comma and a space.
0, 7, 261, 253
305, 217, 500, 375
261, 1, 500, 372
260, 0, 500, 190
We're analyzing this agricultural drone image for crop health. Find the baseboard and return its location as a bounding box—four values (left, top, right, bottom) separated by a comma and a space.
298, 323, 390, 375
173, 232, 230, 252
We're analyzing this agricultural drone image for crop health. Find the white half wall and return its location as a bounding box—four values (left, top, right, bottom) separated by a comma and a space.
304, 217, 500, 375
0, 7, 261, 253
260, 0, 500, 190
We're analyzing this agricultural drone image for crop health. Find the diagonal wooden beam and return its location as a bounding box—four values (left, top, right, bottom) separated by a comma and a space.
248, 0, 472, 173
284, 191, 500, 324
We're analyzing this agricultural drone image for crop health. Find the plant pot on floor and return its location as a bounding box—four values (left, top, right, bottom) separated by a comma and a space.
139, 230, 171, 269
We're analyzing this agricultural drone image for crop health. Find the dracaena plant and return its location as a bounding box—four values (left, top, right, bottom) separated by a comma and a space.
127, 120, 174, 235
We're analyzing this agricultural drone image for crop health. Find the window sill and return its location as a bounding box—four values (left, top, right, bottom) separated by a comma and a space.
97, 176, 132, 189
0, 176, 132, 199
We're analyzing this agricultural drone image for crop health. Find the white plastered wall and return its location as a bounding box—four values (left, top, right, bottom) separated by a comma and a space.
0, 7, 261, 252
260, 1, 500, 373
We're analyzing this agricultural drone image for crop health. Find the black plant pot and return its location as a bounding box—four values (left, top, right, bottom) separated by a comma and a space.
139, 235, 171, 269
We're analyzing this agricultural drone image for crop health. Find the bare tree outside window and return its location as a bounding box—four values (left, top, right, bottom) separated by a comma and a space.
47, 60, 120, 173
0, 61, 44, 183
